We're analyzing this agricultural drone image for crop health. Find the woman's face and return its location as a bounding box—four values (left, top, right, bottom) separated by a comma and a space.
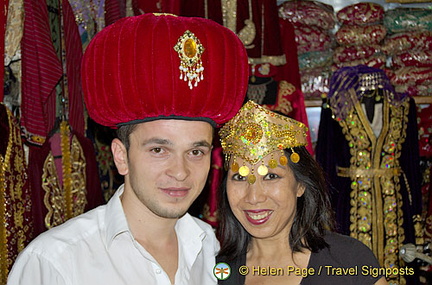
226, 151, 305, 240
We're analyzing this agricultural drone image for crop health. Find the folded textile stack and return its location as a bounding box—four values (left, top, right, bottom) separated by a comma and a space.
279, 0, 336, 99
383, 8, 432, 96
333, 2, 387, 70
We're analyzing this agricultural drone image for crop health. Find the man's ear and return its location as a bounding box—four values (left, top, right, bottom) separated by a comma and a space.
111, 138, 128, 175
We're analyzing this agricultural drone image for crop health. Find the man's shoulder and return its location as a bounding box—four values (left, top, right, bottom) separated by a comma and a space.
23, 205, 107, 258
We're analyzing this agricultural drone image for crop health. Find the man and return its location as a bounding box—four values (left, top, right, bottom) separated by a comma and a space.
7, 13, 248, 285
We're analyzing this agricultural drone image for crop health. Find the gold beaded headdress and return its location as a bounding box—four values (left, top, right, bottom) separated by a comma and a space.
219, 100, 308, 184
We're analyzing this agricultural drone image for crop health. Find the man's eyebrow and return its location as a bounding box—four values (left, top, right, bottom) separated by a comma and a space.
141, 138, 211, 148
142, 138, 172, 146
193, 140, 212, 148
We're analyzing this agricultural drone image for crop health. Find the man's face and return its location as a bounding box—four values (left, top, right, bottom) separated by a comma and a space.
113, 119, 213, 219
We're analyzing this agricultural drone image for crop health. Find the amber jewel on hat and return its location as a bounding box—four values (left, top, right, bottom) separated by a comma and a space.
174, 30, 205, 89
219, 100, 308, 184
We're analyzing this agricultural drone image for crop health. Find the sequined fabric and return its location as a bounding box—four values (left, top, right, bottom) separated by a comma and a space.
316, 66, 423, 285
0, 104, 33, 283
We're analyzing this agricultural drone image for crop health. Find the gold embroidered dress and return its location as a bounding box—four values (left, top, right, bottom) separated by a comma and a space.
316, 66, 422, 285
0, 103, 33, 284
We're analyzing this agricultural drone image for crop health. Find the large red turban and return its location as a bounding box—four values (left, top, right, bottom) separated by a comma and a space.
82, 13, 249, 128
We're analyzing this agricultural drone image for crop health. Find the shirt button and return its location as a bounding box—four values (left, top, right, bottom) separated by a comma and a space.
155, 269, 162, 274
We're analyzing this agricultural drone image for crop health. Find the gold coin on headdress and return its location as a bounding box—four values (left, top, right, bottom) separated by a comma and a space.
257, 164, 268, 176
239, 166, 250, 177
290, 152, 300, 163
269, 159, 278, 169
231, 161, 239, 172
248, 174, 256, 184
279, 155, 288, 166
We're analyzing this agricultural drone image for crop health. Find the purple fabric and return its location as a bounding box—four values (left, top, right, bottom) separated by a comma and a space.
327, 65, 408, 120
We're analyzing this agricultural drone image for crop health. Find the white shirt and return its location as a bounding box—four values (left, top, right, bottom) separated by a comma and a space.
361, 102, 383, 137
7, 185, 219, 285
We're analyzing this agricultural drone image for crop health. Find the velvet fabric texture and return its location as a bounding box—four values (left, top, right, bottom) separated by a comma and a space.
82, 13, 249, 127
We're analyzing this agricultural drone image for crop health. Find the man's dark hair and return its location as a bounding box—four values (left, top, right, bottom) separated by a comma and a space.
116, 124, 138, 151
116, 121, 215, 152
217, 146, 335, 260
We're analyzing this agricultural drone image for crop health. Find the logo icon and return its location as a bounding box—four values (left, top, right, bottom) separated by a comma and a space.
214, 262, 231, 280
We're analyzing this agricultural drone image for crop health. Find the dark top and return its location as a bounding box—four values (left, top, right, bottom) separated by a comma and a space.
216, 231, 383, 285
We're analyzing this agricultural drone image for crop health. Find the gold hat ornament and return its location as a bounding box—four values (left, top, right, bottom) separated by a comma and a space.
219, 100, 308, 184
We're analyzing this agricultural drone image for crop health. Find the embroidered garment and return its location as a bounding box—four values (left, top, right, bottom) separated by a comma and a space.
28, 128, 104, 237
21, 0, 63, 145
315, 66, 422, 285
0, 104, 33, 283
21, 0, 85, 145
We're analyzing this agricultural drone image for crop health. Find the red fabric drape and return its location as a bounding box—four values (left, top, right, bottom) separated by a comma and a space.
105, 0, 125, 26
62, 0, 85, 135
21, 0, 63, 145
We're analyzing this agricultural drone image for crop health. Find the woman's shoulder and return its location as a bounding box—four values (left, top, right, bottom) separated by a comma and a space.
303, 231, 383, 284
313, 231, 380, 267
216, 252, 246, 267
324, 231, 372, 250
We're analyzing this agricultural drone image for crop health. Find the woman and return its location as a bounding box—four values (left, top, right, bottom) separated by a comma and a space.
216, 100, 388, 284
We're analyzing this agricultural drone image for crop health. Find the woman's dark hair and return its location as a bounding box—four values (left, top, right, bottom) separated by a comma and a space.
217, 146, 335, 260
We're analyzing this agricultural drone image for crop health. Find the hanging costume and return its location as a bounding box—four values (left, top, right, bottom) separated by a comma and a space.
4, 0, 24, 113
179, 0, 222, 23
417, 105, 432, 246
315, 65, 422, 285
21, 0, 63, 145
104, 0, 125, 26
0, 104, 33, 283
69, 0, 105, 49
28, 127, 104, 237
22, 0, 104, 237
131, 0, 180, 15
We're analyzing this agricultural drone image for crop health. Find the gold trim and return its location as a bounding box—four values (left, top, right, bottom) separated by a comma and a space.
60, 121, 73, 219
248, 54, 287, 66
0, 104, 33, 282
237, 0, 255, 48
0, 122, 9, 285
221, 0, 237, 33
337, 166, 401, 177
334, 93, 410, 284
43, 135, 88, 228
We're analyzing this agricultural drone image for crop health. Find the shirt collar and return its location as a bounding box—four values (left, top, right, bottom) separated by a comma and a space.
176, 213, 207, 243
104, 185, 208, 249
175, 213, 209, 273
105, 184, 130, 248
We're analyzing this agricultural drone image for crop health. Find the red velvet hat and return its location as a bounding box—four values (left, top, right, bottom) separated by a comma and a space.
82, 13, 249, 128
